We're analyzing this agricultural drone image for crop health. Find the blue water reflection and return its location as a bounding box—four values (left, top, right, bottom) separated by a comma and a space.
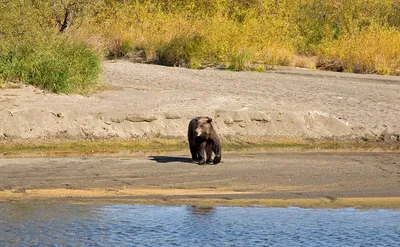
0, 203, 399, 246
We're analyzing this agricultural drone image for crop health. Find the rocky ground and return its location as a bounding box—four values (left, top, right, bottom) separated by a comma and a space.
0, 60, 399, 143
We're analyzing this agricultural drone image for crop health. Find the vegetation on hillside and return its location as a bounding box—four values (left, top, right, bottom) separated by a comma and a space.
0, 0, 101, 94
1, 0, 399, 93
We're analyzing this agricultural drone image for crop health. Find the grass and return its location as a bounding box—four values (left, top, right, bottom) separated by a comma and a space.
228, 51, 252, 71
0, 34, 101, 94
320, 25, 400, 75
155, 35, 209, 67
76, 0, 400, 74
292, 56, 318, 69
0, 138, 396, 157
0, 139, 187, 157
77, 0, 299, 69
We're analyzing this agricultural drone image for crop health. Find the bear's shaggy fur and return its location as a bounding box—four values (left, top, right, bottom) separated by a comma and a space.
188, 116, 222, 165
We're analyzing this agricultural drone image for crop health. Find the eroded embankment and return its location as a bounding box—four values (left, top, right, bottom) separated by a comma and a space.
0, 108, 355, 140
0, 107, 399, 145
1, 60, 400, 145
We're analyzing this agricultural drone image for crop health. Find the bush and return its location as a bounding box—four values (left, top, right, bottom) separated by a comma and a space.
228, 51, 252, 71
320, 25, 400, 75
156, 35, 208, 67
106, 40, 136, 59
2, 0, 400, 77
0, 34, 101, 94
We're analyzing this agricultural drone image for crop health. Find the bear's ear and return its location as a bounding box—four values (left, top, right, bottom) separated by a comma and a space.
207, 117, 212, 123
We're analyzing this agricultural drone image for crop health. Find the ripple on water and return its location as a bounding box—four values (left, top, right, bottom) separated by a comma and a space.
0, 204, 399, 246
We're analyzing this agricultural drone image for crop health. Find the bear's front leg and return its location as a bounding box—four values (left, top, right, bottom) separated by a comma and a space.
190, 145, 199, 162
196, 142, 207, 165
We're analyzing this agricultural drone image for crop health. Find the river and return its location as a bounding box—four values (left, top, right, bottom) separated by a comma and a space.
1, 203, 399, 246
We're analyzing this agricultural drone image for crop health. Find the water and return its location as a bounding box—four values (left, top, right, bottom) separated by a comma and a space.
0, 203, 399, 247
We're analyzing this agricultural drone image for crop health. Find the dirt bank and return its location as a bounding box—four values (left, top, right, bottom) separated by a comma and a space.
1, 60, 399, 144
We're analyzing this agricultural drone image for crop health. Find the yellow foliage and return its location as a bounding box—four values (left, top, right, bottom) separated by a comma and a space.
2, 0, 400, 74
321, 25, 400, 75
76, 0, 298, 67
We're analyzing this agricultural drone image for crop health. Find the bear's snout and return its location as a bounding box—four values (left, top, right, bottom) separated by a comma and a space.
195, 127, 203, 136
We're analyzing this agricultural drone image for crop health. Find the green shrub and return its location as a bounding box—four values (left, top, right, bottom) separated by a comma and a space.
106, 40, 136, 59
155, 35, 208, 67
254, 65, 267, 72
228, 51, 252, 71
0, 35, 101, 94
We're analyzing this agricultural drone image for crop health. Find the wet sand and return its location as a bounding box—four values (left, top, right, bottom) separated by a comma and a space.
1, 152, 399, 209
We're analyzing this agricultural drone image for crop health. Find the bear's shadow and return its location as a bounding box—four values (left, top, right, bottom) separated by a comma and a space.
149, 156, 193, 164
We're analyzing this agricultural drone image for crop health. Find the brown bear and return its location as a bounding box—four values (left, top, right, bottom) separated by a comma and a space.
188, 116, 222, 165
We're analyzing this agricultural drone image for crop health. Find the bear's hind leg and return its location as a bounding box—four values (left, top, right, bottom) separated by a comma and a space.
212, 142, 221, 164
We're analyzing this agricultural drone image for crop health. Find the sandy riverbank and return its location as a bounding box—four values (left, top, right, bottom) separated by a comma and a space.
1, 152, 399, 209
1, 60, 399, 208
1, 60, 399, 144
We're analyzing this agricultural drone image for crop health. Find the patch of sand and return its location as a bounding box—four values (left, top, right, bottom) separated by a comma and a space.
1, 188, 399, 209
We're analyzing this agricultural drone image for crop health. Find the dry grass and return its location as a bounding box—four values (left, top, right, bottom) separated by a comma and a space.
292, 56, 318, 69
73, 0, 400, 74
321, 25, 400, 75
1, 137, 395, 158
74, 1, 297, 68
1, 0, 400, 78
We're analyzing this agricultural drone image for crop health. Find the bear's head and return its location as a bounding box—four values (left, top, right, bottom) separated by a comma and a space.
195, 117, 213, 138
